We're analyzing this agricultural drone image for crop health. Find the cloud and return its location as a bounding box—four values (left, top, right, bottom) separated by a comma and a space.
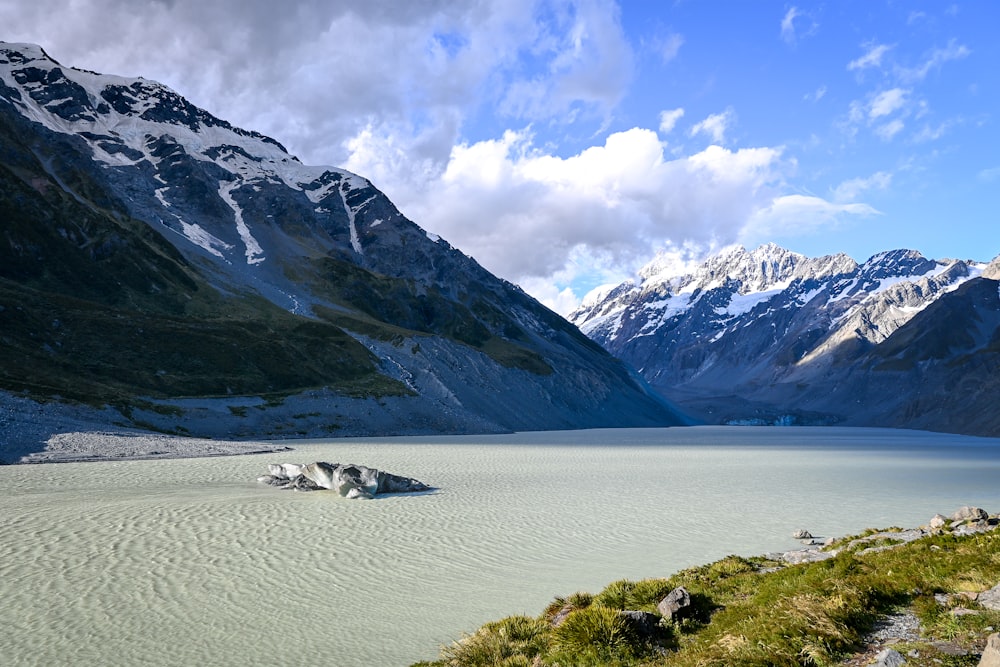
744, 195, 880, 240
657, 32, 685, 64
386, 129, 796, 305
832, 172, 892, 202
0, 0, 634, 171
977, 166, 1000, 183
869, 88, 909, 119
804, 85, 827, 102
780, 7, 800, 44
875, 119, 905, 141
897, 39, 970, 82
0, 0, 883, 315
658, 108, 685, 134
848, 43, 892, 71
690, 108, 736, 144
913, 118, 960, 143
780, 6, 817, 45
496, 0, 636, 122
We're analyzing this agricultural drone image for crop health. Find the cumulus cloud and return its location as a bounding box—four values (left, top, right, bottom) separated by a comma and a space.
0, 0, 881, 314
689, 108, 736, 144
392, 129, 796, 298
0, 0, 633, 170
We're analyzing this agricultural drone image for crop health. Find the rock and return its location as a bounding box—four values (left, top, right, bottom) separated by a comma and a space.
929, 514, 948, 529
259, 462, 430, 498
980, 584, 1000, 611
620, 610, 662, 638
951, 506, 989, 522
980, 633, 1000, 667
872, 647, 906, 667
780, 548, 836, 564
657, 586, 691, 621
792, 529, 813, 539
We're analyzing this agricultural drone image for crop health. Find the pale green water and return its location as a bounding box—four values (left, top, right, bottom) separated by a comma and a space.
2, 426, 1000, 667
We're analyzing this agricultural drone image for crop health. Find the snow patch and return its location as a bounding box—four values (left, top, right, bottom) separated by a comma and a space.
178, 221, 232, 259
218, 182, 265, 265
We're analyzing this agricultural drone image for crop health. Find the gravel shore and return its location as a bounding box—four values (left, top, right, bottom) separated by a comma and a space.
0, 391, 293, 464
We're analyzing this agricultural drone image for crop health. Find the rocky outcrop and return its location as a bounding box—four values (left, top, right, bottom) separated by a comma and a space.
257, 462, 430, 498
980, 633, 1000, 667
772, 508, 1000, 565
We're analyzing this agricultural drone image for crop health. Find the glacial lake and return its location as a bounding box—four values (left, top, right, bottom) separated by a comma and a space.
3, 426, 1000, 667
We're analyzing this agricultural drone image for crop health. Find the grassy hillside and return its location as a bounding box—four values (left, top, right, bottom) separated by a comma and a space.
416, 521, 1000, 666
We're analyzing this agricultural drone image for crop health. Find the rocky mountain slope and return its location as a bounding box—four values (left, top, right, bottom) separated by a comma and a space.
0, 41, 685, 449
570, 243, 1000, 436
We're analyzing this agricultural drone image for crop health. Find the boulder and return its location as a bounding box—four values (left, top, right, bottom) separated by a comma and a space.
929, 514, 948, 529
258, 462, 430, 498
657, 586, 691, 621
951, 506, 989, 522
980, 633, 1000, 667
979, 583, 1000, 611
792, 529, 813, 539
619, 610, 662, 638
872, 648, 906, 667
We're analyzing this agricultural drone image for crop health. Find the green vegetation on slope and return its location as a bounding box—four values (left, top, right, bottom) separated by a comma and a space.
416, 527, 1000, 667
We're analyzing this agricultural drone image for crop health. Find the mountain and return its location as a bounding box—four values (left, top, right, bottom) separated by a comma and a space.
570, 243, 1000, 436
0, 41, 686, 449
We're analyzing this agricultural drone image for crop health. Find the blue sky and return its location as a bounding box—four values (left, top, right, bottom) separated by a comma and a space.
3, 0, 998, 312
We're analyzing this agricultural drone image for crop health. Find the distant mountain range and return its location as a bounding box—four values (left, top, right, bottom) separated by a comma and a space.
0, 41, 685, 439
570, 243, 1000, 436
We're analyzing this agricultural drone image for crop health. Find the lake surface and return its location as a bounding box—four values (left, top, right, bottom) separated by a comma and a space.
3, 426, 1000, 667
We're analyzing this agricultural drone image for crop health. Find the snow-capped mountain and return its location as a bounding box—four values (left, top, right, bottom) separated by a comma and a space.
0, 42, 686, 441
570, 243, 1000, 436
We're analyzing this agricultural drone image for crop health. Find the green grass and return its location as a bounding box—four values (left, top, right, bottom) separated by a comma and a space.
415, 528, 1000, 667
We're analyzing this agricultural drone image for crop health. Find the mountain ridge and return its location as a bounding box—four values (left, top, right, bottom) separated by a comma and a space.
0, 41, 686, 454
570, 242, 999, 436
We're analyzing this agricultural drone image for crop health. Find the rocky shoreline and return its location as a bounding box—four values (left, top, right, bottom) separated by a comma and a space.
0, 391, 295, 464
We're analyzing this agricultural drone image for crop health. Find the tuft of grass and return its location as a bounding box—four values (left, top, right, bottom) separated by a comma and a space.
435, 615, 548, 667
548, 606, 640, 666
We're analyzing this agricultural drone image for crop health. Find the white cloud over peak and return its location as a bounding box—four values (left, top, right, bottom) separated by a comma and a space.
382, 128, 807, 310
744, 195, 880, 241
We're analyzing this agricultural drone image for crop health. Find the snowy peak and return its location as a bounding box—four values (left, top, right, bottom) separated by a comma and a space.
570, 241, 999, 435
0, 41, 447, 315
